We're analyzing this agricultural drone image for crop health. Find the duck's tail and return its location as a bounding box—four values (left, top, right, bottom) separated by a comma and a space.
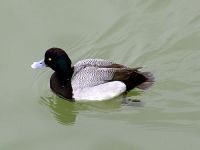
136, 72, 155, 90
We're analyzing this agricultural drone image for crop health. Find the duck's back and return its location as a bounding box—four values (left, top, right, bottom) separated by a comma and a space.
71, 59, 121, 89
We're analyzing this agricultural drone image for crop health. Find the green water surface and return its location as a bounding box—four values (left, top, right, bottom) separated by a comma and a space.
1, 0, 200, 150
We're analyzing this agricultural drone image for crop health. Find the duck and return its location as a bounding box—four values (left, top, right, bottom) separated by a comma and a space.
31, 48, 154, 101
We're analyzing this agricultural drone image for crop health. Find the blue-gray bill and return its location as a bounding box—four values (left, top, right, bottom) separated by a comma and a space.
31, 59, 46, 69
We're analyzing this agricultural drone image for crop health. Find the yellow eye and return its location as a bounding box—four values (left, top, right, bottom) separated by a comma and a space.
48, 58, 52, 61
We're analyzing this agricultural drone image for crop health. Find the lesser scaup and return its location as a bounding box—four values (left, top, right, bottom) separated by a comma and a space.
31, 48, 154, 101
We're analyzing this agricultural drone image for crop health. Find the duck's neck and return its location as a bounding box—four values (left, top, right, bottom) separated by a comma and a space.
56, 66, 74, 82
50, 67, 74, 101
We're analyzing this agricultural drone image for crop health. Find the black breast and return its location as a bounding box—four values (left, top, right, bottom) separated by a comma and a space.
50, 72, 74, 101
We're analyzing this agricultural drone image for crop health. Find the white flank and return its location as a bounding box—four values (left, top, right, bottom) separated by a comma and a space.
72, 81, 126, 101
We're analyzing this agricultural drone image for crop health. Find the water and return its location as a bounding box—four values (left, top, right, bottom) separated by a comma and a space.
1, 0, 200, 149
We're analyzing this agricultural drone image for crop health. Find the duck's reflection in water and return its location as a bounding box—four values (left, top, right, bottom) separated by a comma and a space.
40, 96, 78, 125
40, 90, 143, 125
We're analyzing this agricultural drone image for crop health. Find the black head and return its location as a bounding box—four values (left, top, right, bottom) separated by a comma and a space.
44, 48, 72, 73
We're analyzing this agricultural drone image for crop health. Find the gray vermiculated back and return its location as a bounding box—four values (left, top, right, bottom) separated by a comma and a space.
71, 59, 117, 89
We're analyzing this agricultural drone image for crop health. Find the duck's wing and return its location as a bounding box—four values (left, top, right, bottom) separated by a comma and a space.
72, 58, 129, 78
72, 59, 140, 89
72, 60, 152, 91
73, 59, 128, 70
71, 66, 117, 89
